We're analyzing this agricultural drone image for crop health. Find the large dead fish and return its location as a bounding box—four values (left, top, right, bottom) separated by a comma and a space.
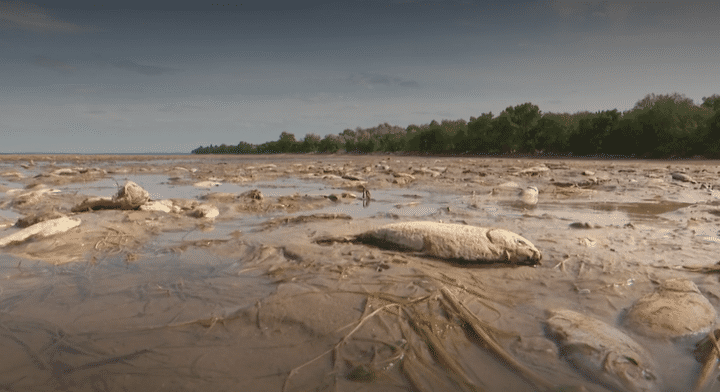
545, 309, 658, 392
356, 221, 542, 265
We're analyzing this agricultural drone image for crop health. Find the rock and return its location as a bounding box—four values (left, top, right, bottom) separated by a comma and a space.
357, 221, 542, 265
546, 309, 658, 392
190, 204, 219, 219
72, 181, 149, 211
625, 279, 716, 338
193, 181, 222, 188
671, 172, 696, 184
582, 170, 595, 176
0, 217, 81, 247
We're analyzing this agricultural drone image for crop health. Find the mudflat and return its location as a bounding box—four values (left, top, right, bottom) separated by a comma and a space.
0, 154, 719, 391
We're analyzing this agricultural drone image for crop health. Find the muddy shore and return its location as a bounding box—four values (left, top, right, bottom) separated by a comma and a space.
1, 153, 719, 391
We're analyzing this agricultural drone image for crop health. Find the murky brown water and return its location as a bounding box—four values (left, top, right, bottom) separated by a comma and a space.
1, 154, 719, 391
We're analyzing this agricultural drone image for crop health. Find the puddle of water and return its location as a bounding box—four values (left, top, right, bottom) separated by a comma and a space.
589, 201, 693, 216
0, 209, 21, 222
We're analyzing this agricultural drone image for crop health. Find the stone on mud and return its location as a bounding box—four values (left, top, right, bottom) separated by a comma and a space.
546, 309, 658, 392
357, 221, 542, 265
625, 278, 717, 338
0, 217, 81, 247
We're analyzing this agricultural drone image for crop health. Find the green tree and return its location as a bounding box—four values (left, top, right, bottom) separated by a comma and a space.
628, 93, 706, 157
569, 109, 620, 156
702, 94, 720, 112
299, 133, 321, 153
318, 134, 342, 153
465, 112, 495, 153
276, 131, 297, 153
497, 103, 542, 152
532, 115, 570, 153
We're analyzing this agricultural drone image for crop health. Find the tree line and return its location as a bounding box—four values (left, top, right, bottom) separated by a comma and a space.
191, 93, 720, 158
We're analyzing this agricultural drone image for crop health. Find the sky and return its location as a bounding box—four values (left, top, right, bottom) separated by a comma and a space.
1, 0, 719, 153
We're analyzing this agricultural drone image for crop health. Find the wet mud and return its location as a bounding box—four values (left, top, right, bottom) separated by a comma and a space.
1, 154, 720, 391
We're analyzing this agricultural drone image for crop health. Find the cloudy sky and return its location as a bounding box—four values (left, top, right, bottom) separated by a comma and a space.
1, 0, 719, 153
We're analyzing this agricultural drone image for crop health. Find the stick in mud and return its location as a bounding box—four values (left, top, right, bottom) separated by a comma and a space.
439, 287, 555, 391
693, 329, 720, 392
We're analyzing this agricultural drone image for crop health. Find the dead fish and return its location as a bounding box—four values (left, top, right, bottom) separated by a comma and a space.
671, 172, 697, 184
625, 279, 717, 338
357, 221, 542, 265
546, 309, 658, 392
519, 186, 539, 206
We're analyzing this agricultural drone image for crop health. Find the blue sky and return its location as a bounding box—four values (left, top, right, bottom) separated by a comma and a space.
1, 0, 719, 153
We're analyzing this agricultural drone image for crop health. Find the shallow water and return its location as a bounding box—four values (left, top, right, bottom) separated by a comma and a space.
1, 155, 719, 392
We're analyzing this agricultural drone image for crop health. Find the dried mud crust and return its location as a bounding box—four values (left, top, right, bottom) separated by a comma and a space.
1, 154, 720, 391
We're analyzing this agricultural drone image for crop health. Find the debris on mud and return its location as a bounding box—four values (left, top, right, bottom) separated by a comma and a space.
0, 216, 81, 247
265, 213, 351, 229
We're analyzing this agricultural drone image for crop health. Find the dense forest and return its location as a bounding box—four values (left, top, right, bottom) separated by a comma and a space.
191, 93, 720, 159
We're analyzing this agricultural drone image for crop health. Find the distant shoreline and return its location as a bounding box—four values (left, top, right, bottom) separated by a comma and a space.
0, 152, 718, 164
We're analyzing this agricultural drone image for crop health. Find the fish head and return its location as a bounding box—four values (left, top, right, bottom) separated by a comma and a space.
488, 230, 542, 265
604, 352, 659, 392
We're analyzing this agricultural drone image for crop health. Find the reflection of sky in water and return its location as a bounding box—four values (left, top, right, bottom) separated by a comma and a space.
0, 208, 21, 221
